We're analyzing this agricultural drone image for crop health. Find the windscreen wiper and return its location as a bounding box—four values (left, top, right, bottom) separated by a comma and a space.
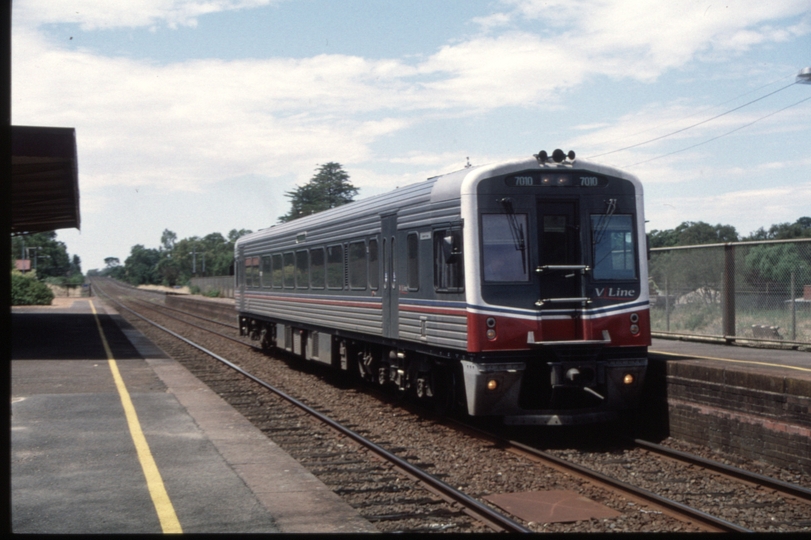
499, 198, 526, 268
592, 198, 617, 246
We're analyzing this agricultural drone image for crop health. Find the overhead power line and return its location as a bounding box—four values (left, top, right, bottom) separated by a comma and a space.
623, 95, 811, 168
594, 74, 795, 146
585, 81, 798, 160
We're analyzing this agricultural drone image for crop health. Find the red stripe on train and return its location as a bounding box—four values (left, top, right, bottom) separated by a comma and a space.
466, 310, 651, 352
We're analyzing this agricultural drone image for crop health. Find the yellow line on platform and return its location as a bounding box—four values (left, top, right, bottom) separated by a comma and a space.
650, 349, 811, 373
90, 300, 183, 533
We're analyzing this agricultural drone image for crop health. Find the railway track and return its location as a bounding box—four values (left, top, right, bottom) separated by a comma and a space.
92, 279, 811, 533
94, 279, 528, 533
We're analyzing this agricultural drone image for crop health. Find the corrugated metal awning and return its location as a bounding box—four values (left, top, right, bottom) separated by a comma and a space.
11, 125, 80, 234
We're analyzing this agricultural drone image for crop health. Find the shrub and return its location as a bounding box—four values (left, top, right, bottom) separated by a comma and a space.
11, 271, 54, 305
189, 285, 201, 295
204, 289, 220, 298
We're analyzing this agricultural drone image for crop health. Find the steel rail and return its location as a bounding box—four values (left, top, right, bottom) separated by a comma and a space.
447, 421, 753, 533
506, 439, 752, 533
635, 439, 811, 502
94, 282, 532, 533
113, 293, 252, 348
101, 280, 238, 330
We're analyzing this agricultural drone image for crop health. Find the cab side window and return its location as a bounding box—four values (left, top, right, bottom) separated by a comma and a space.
434, 228, 464, 292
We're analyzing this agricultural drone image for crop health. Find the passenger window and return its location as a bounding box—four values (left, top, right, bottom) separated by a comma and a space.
348, 241, 367, 290
247, 257, 260, 288
261, 255, 271, 288
283, 252, 295, 288
326, 245, 343, 289
434, 228, 464, 292
407, 233, 419, 291
295, 250, 309, 289
310, 248, 325, 289
272, 254, 283, 288
368, 238, 379, 290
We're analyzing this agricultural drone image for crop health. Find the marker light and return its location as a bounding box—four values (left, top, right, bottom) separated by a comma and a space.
487, 379, 499, 391
486, 328, 497, 340
630, 324, 640, 335
623, 374, 635, 385
630, 313, 639, 323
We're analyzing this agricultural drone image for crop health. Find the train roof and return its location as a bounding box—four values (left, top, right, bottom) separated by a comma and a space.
236, 155, 640, 247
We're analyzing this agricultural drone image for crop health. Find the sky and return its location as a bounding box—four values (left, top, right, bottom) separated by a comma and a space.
12, 0, 811, 272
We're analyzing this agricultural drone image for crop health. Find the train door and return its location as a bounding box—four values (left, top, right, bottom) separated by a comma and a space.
381, 213, 399, 339
236, 244, 245, 311
536, 200, 583, 310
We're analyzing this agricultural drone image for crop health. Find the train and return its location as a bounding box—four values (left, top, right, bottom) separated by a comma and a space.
235, 149, 649, 425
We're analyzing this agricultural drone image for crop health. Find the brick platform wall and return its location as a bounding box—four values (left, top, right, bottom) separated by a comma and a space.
654, 359, 811, 474
165, 294, 236, 325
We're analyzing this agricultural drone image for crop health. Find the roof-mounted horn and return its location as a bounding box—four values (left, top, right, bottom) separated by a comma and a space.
534, 148, 576, 165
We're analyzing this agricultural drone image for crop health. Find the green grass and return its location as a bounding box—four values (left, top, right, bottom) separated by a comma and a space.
650, 302, 811, 342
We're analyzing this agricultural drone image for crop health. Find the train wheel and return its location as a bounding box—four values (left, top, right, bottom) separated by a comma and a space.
431, 364, 460, 416
356, 347, 377, 384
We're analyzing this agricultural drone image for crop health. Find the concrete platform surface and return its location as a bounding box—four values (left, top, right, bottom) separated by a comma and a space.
11, 297, 376, 534
650, 337, 811, 379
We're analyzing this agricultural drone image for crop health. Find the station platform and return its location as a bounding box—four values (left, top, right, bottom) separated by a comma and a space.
644, 337, 811, 474
10, 297, 377, 534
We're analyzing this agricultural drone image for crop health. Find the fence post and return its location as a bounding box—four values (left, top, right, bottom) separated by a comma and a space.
665, 275, 670, 332
722, 244, 736, 341
791, 271, 796, 341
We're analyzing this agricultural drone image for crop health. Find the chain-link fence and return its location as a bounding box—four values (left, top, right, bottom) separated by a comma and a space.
649, 239, 811, 344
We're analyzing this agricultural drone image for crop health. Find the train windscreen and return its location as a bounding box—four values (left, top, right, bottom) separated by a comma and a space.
481, 213, 529, 282
591, 214, 637, 280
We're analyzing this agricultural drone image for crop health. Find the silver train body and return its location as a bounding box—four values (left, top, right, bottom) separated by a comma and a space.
235, 152, 650, 425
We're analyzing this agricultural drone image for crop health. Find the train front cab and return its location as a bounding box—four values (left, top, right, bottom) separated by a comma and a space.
462, 163, 649, 425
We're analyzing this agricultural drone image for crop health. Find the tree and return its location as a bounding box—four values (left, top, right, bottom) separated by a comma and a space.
97, 257, 124, 279
160, 229, 178, 251
648, 221, 738, 248
745, 243, 811, 287
228, 229, 252, 242
11, 231, 73, 279
744, 217, 811, 241
10, 231, 84, 286
11, 271, 54, 305
122, 244, 161, 285
279, 162, 358, 222
647, 222, 737, 305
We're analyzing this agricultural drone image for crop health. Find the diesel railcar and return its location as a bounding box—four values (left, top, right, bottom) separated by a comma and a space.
235, 149, 649, 425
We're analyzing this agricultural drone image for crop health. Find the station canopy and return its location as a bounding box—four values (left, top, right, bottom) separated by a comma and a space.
11, 125, 80, 234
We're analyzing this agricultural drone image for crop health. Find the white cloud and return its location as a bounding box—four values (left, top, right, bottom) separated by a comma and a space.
13, 0, 281, 30
471, 12, 513, 32
497, 0, 810, 79
12, 1, 810, 200
647, 181, 811, 235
